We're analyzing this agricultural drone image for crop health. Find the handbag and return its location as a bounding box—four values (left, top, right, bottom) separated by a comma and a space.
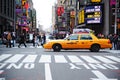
11, 40, 13, 43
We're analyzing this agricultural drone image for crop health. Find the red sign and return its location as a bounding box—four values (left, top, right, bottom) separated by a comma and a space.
57, 6, 64, 16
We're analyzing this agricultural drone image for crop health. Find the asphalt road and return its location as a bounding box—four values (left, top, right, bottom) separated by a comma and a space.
0, 45, 120, 80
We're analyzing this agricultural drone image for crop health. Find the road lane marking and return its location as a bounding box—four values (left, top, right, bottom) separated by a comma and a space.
105, 56, 120, 62
0, 54, 12, 62
4, 54, 24, 63
93, 56, 116, 64
69, 63, 81, 69
80, 56, 100, 63
39, 55, 51, 63
91, 70, 117, 80
45, 63, 52, 80
54, 55, 67, 63
22, 55, 37, 63
68, 55, 83, 63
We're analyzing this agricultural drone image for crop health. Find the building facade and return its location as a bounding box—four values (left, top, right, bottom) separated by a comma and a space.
53, 0, 120, 38
15, 0, 36, 37
0, 0, 15, 36
0, 0, 36, 39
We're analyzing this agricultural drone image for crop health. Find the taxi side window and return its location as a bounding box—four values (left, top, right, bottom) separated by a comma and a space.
80, 35, 92, 40
69, 35, 78, 40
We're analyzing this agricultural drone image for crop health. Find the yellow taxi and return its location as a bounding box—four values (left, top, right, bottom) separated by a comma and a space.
43, 33, 112, 52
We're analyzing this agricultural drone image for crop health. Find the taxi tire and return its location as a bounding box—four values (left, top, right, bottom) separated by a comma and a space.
53, 44, 61, 52
90, 44, 100, 52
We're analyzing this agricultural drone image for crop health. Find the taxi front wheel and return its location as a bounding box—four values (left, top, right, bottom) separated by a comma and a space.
52, 44, 61, 52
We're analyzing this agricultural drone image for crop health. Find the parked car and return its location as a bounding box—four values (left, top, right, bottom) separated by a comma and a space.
43, 33, 112, 52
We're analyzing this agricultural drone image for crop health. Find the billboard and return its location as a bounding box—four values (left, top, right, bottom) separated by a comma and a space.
90, 0, 102, 3
78, 9, 85, 24
85, 5, 103, 24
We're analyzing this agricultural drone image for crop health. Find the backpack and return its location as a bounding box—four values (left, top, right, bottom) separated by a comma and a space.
7, 33, 12, 40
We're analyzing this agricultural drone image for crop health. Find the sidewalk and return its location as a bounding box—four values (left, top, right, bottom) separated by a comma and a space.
0, 43, 33, 48
104, 49, 120, 53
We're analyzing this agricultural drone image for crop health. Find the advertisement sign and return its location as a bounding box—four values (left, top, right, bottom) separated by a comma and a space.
110, 0, 116, 6
78, 9, 85, 24
73, 28, 94, 34
70, 11, 75, 18
85, 5, 103, 24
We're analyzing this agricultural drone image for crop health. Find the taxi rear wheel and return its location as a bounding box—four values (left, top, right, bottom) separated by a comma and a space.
52, 44, 61, 52
90, 44, 100, 52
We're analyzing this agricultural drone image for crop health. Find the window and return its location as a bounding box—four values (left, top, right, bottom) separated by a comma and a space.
69, 35, 78, 40
80, 35, 92, 40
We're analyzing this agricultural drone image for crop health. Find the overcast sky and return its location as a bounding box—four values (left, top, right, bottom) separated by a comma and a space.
33, 0, 56, 30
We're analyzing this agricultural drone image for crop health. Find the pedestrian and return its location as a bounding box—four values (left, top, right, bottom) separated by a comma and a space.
11, 32, 16, 47
108, 34, 114, 50
33, 34, 40, 47
41, 33, 46, 46
18, 33, 27, 48
112, 34, 118, 50
32, 33, 36, 47
6, 31, 12, 48
37, 33, 41, 43
117, 34, 120, 50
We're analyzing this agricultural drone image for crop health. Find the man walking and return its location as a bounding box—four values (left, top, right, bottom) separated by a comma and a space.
18, 33, 27, 48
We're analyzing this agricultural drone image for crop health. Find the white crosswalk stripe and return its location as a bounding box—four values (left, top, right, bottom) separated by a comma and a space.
0, 54, 12, 62
105, 56, 120, 62
80, 56, 100, 63
22, 55, 37, 63
39, 55, 51, 63
68, 55, 83, 63
93, 56, 116, 64
0, 54, 120, 64
54, 55, 67, 63
4, 54, 25, 63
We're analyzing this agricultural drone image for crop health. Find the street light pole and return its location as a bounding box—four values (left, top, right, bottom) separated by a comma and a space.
114, 0, 117, 34
14, 0, 16, 33
75, 0, 78, 28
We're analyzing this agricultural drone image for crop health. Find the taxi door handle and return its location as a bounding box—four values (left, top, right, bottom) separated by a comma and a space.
81, 42, 84, 44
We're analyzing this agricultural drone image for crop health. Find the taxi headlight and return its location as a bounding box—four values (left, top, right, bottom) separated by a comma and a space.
45, 41, 51, 45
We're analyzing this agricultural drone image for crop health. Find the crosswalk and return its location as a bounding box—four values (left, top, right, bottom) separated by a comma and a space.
0, 54, 120, 64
